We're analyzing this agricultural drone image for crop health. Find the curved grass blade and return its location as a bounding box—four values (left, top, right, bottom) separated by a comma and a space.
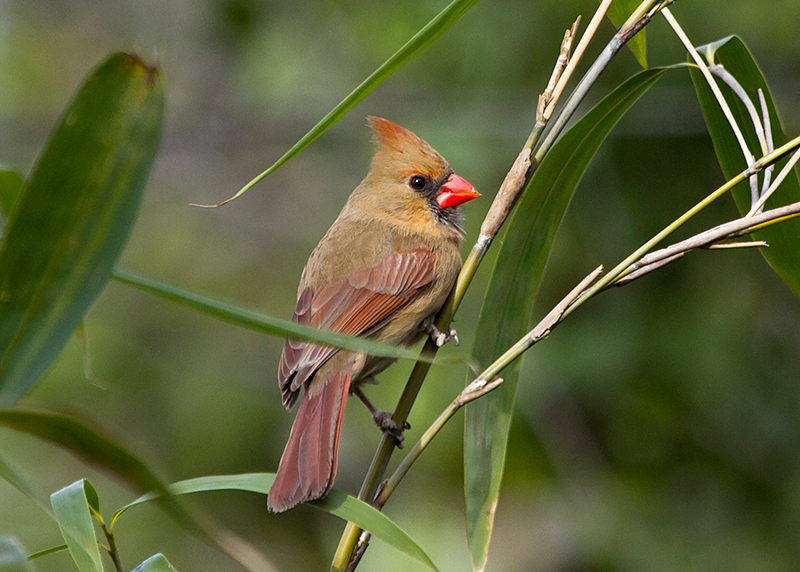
0, 453, 53, 518
0, 538, 32, 572
116, 473, 439, 572
0, 53, 164, 404
133, 554, 178, 572
0, 171, 24, 225
690, 36, 800, 296
0, 409, 278, 572
605, 0, 648, 69
464, 67, 671, 572
112, 269, 443, 365
50, 480, 103, 572
211, 0, 480, 206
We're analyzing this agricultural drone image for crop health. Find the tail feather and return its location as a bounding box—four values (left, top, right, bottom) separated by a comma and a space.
268, 373, 351, 512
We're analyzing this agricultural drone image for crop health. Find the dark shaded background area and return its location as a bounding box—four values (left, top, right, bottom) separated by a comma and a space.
1, 1, 799, 570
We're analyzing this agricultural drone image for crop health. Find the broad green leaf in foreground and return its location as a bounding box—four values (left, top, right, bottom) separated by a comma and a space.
0, 52, 164, 404
50, 480, 103, 572
133, 554, 178, 572
0, 538, 32, 572
219, 0, 480, 205
464, 67, 671, 572
116, 473, 439, 572
0, 410, 277, 572
690, 35, 800, 296
0, 171, 24, 225
604, 0, 648, 68
112, 269, 444, 365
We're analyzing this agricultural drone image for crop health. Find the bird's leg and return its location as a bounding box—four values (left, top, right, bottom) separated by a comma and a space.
351, 384, 410, 448
420, 318, 459, 347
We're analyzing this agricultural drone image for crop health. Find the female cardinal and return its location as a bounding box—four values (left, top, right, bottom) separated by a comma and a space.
267, 117, 479, 512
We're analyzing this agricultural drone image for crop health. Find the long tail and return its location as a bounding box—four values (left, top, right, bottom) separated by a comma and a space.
267, 372, 352, 512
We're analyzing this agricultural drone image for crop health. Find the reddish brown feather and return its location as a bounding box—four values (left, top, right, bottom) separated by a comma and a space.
277, 249, 435, 409
267, 371, 352, 512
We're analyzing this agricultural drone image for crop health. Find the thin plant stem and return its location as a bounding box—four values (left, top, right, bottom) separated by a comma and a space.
561, 134, 800, 320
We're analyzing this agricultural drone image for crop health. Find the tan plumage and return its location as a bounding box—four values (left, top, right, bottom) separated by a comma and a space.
268, 117, 478, 512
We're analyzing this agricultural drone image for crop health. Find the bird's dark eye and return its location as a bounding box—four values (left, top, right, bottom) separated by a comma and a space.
409, 175, 427, 190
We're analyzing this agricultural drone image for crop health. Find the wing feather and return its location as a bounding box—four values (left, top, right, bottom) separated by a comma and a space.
278, 248, 435, 408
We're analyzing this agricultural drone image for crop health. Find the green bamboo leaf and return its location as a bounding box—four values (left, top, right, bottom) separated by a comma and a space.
690, 35, 800, 296
0, 409, 277, 572
112, 269, 443, 365
133, 554, 178, 572
604, 0, 647, 68
0, 52, 164, 404
0, 538, 32, 572
0, 171, 24, 225
216, 0, 480, 205
464, 67, 671, 572
50, 480, 103, 572
116, 473, 439, 572
0, 453, 53, 517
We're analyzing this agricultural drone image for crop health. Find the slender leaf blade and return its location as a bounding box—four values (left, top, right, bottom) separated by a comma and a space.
117, 473, 439, 572
50, 480, 103, 572
0, 171, 24, 225
0, 453, 53, 517
220, 0, 480, 204
0, 538, 32, 572
464, 67, 671, 572
133, 554, 178, 572
690, 35, 800, 295
0, 52, 164, 404
112, 269, 442, 365
605, 0, 647, 68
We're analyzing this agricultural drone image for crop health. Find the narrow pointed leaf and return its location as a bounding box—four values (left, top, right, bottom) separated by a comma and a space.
112, 269, 442, 365
0, 171, 24, 225
29, 545, 69, 560
116, 473, 439, 572
0, 409, 277, 572
0, 538, 32, 572
690, 35, 800, 296
0, 453, 53, 517
0, 52, 164, 404
50, 480, 103, 572
464, 67, 671, 572
133, 554, 178, 572
605, 0, 647, 68
219, 0, 480, 205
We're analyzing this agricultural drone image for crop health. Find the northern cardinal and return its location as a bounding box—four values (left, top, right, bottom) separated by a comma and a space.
267, 117, 479, 512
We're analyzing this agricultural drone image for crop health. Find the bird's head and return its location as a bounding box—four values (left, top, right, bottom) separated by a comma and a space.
357, 117, 480, 233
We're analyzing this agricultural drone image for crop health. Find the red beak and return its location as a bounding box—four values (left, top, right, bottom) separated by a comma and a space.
437, 174, 480, 209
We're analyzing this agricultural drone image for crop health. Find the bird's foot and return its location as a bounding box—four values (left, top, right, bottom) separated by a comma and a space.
352, 386, 411, 448
372, 410, 411, 448
421, 319, 459, 347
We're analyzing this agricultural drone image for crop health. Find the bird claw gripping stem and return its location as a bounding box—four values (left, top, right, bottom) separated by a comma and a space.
421, 319, 460, 347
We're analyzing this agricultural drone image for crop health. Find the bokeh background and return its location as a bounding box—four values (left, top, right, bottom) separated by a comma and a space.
2, 1, 800, 571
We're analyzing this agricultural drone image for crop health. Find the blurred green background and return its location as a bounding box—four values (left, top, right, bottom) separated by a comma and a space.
2, 1, 800, 571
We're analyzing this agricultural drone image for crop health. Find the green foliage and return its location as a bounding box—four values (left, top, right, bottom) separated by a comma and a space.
118, 474, 439, 571
132, 555, 178, 572
0, 53, 164, 403
0, 171, 24, 226
464, 66, 670, 571
605, 0, 648, 68
690, 36, 800, 296
50, 480, 104, 572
